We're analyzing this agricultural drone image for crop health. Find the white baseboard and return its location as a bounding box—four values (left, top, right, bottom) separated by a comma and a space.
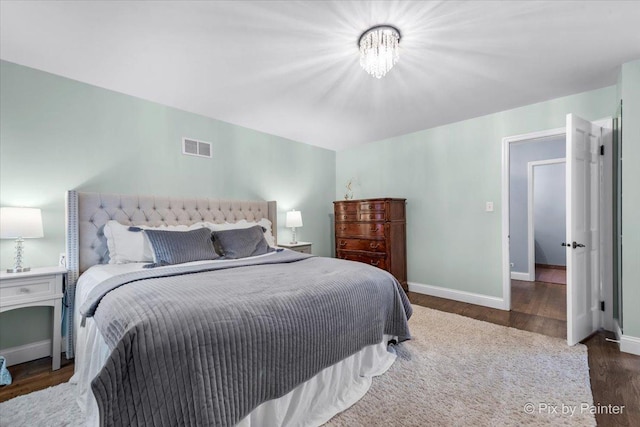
0, 340, 51, 366
619, 334, 640, 356
409, 282, 507, 310
612, 320, 640, 356
0, 339, 67, 367
510, 271, 532, 281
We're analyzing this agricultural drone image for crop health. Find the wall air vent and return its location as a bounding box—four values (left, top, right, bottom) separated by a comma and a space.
182, 137, 212, 158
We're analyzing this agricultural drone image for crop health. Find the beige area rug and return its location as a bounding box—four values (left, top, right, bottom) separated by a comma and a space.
327, 305, 595, 426
0, 306, 594, 426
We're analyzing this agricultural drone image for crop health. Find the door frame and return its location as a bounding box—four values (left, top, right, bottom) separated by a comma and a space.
527, 158, 566, 280
501, 127, 565, 310
599, 119, 614, 332
501, 118, 612, 329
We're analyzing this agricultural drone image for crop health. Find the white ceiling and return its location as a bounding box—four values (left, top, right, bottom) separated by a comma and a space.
1, 1, 639, 151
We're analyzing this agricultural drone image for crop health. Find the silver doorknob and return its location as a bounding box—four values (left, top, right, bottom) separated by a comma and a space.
572, 241, 585, 249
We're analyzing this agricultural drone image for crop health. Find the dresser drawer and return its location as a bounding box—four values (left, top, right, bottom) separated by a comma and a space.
335, 222, 385, 238
336, 213, 358, 222
335, 203, 357, 214
358, 211, 386, 221
358, 201, 386, 212
337, 238, 386, 253
336, 212, 385, 222
0, 275, 57, 302
337, 251, 387, 270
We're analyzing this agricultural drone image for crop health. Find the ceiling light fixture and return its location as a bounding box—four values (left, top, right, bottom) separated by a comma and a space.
358, 25, 401, 79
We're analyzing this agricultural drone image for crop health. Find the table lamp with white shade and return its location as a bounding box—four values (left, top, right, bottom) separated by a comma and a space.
0, 207, 44, 273
285, 210, 303, 244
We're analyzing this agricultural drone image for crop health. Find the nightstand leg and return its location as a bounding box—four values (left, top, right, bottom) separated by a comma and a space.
52, 298, 61, 370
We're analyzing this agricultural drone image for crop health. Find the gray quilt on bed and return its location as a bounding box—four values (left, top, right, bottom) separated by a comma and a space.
81, 251, 412, 427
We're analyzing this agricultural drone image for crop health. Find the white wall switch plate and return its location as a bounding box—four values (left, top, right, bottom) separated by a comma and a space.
485, 201, 494, 212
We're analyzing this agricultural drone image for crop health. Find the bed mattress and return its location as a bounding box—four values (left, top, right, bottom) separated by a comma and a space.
71, 251, 411, 426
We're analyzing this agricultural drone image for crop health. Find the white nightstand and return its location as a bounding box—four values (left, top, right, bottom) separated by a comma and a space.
0, 266, 66, 370
278, 241, 312, 254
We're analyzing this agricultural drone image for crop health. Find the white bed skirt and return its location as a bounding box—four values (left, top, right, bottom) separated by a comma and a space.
70, 316, 396, 427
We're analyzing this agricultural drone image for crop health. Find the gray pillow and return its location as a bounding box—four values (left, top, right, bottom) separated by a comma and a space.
143, 227, 219, 268
213, 225, 274, 259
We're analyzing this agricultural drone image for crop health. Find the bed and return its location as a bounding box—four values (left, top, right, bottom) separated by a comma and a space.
65, 190, 412, 426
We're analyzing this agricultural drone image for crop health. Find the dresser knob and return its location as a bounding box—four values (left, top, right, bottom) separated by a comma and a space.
19, 288, 30, 293
369, 242, 380, 249
369, 226, 379, 232
343, 215, 348, 219
370, 260, 380, 267
339, 241, 346, 247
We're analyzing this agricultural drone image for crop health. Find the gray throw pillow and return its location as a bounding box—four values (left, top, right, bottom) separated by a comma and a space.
144, 227, 219, 267
213, 225, 274, 259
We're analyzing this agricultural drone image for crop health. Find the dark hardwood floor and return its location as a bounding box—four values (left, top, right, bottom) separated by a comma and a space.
512, 278, 566, 321
0, 355, 73, 403
535, 265, 567, 285
1, 285, 638, 426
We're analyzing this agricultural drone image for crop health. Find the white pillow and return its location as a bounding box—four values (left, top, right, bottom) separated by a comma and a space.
258, 218, 277, 247
204, 218, 276, 247
103, 220, 206, 264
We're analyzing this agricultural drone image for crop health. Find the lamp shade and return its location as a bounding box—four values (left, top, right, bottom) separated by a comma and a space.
0, 207, 44, 239
285, 210, 303, 228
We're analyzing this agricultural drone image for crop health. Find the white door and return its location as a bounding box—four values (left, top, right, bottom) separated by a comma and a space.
566, 114, 601, 346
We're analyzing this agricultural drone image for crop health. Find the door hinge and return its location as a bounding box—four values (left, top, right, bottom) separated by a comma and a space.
600, 145, 605, 156
600, 301, 605, 311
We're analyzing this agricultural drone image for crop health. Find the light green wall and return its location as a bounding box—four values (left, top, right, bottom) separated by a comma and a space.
619, 60, 640, 338
0, 60, 336, 349
336, 86, 615, 299
2, 57, 637, 352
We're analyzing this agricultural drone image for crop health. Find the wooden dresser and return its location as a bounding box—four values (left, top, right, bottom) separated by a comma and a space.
334, 198, 407, 291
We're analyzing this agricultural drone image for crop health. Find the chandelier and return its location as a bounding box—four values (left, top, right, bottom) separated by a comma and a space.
358, 25, 401, 79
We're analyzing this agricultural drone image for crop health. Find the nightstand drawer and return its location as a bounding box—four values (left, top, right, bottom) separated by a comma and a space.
278, 242, 312, 254
0, 275, 57, 302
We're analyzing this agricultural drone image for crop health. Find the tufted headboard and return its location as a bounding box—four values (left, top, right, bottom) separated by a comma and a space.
63, 190, 276, 358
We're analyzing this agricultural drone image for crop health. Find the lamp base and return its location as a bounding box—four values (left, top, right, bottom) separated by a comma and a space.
8, 238, 30, 273
6, 267, 30, 273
